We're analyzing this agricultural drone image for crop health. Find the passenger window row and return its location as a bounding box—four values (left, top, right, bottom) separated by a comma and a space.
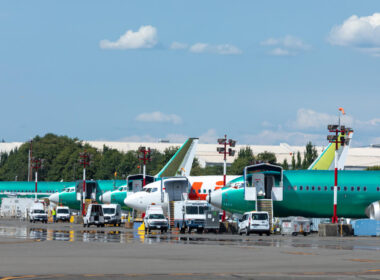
288, 185, 380, 192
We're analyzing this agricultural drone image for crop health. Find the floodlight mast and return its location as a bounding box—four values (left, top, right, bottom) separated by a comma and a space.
138, 147, 151, 187
31, 157, 43, 202
217, 135, 236, 221
79, 151, 91, 216
327, 108, 350, 224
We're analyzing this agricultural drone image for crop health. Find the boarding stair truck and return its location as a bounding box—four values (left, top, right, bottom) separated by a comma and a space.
83, 204, 105, 228
29, 202, 48, 223
144, 205, 169, 233
243, 164, 284, 233
157, 176, 192, 230
56, 206, 71, 222
102, 204, 122, 226
174, 200, 210, 234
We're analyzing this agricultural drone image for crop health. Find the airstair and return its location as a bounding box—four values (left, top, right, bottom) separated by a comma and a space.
257, 199, 274, 230
169, 201, 175, 229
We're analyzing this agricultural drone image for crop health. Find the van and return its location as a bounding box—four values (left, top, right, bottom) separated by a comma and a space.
144, 205, 168, 233
56, 206, 71, 222
29, 202, 48, 223
238, 211, 270, 236
83, 204, 105, 228
102, 204, 122, 226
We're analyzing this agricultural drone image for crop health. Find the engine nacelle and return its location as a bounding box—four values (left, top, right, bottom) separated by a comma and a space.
365, 201, 380, 220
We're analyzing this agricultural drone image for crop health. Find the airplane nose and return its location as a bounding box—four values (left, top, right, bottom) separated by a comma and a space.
209, 190, 222, 209
49, 193, 59, 204
100, 191, 111, 204
124, 195, 142, 211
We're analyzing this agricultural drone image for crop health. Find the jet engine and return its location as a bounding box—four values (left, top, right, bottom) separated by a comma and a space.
365, 201, 380, 220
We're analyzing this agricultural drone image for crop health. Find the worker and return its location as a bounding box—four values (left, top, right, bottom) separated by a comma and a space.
52, 207, 56, 223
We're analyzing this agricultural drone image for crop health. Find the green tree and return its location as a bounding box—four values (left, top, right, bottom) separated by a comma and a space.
302, 142, 318, 169
256, 151, 277, 164
282, 159, 289, 170
229, 146, 255, 175
367, 166, 380, 170
296, 151, 302, 169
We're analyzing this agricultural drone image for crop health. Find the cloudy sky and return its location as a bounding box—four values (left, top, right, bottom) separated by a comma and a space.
1, 1, 379, 146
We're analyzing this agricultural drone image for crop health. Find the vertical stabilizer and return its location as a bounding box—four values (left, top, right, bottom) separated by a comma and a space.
308, 131, 353, 170
156, 138, 199, 178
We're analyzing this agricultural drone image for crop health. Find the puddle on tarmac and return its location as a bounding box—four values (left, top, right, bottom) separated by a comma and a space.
0, 226, 379, 251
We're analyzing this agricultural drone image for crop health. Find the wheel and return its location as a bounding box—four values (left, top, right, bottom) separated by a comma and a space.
97, 225, 100, 228
197, 228, 203, 234
238, 229, 243, 236
259, 233, 263, 236
180, 227, 185, 234
161, 229, 164, 234
145, 228, 147, 234
188, 227, 192, 234
303, 232, 307, 236
266, 231, 271, 236
292, 232, 298, 236
246, 227, 250, 236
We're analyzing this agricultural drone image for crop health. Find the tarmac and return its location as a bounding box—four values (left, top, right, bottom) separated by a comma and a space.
1, 219, 380, 279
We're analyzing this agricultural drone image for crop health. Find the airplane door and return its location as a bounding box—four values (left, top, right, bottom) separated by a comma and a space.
254, 174, 265, 197
245, 174, 258, 201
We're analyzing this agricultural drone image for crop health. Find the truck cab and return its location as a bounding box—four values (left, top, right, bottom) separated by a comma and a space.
29, 202, 48, 223
144, 205, 168, 233
238, 211, 270, 236
102, 204, 122, 226
175, 200, 210, 234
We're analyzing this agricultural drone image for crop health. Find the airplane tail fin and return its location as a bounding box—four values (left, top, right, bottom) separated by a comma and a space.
156, 138, 199, 178
308, 130, 353, 170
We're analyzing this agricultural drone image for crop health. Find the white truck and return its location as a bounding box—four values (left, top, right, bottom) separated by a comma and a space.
238, 211, 271, 236
102, 204, 122, 226
83, 204, 105, 228
29, 202, 48, 223
56, 206, 71, 222
144, 205, 168, 233
174, 200, 210, 234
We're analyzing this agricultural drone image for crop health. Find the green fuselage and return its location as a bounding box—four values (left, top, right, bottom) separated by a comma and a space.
221, 170, 380, 218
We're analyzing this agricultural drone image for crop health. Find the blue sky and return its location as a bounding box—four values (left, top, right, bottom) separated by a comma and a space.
1, 1, 379, 146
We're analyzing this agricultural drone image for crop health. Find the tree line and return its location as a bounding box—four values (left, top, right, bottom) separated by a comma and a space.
0, 134, 320, 181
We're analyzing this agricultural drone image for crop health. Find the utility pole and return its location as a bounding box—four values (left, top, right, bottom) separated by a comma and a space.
31, 157, 43, 202
217, 135, 236, 221
28, 140, 33, 182
138, 147, 151, 187
79, 151, 91, 216
327, 107, 351, 224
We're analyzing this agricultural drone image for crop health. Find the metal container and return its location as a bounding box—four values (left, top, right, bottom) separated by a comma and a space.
204, 210, 219, 231
352, 219, 380, 236
281, 216, 311, 236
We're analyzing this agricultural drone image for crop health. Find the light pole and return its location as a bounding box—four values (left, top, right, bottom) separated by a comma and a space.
79, 151, 91, 216
217, 135, 236, 186
138, 147, 151, 187
217, 135, 236, 221
31, 157, 43, 202
327, 108, 351, 224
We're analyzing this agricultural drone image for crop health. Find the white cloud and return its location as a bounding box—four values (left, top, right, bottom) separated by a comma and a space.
189, 43, 242, 55
100, 25, 158, 50
170, 41, 188, 50
241, 130, 325, 146
328, 13, 380, 56
292, 109, 339, 130
199, 129, 218, 144
135, 111, 182, 125
261, 35, 310, 56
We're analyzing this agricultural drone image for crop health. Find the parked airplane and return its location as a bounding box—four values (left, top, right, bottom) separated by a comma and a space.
49, 138, 199, 209
124, 131, 353, 212
208, 163, 380, 220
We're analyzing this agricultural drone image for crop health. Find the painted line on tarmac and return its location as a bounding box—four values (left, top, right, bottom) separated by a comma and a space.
348, 258, 380, 263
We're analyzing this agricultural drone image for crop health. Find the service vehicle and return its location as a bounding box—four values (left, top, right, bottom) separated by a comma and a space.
174, 200, 210, 233
29, 202, 48, 223
144, 205, 168, 233
56, 206, 71, 222
83, 204, 105, 228
102, 204, 122, 226
281, 216, 311, 236
238, 211, 270, 236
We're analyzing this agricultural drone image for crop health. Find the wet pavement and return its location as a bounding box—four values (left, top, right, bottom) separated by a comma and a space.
1, 219, 380, 279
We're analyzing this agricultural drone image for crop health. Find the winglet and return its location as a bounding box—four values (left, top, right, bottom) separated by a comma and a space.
156, 138, 199, 178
